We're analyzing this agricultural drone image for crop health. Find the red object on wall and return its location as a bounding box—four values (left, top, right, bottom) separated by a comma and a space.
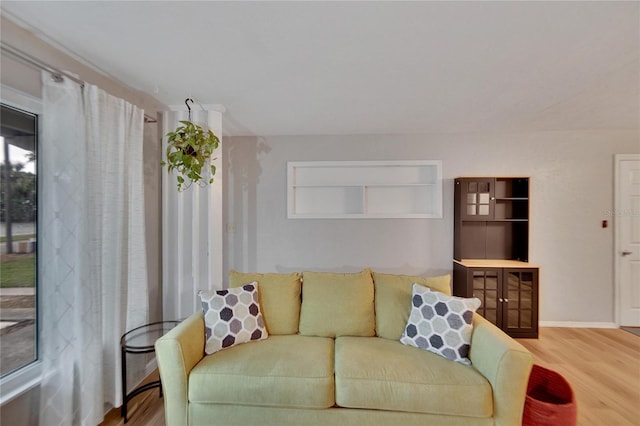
523, 364, 577, 426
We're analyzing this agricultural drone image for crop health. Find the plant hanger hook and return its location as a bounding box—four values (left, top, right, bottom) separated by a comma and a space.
185, 97, 194, 121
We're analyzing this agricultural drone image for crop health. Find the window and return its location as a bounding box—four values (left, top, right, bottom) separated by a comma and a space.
0, 103, 38, 382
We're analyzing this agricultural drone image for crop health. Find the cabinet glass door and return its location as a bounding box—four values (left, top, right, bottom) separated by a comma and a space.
472, 270, 500, 325
461, 179, 494, 221
503, 269, 538, 336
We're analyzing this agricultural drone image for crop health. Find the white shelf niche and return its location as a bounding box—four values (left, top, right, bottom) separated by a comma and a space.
287, 160, 443, 219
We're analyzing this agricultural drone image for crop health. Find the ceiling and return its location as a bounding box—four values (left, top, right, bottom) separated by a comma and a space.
1, 1, 639, 137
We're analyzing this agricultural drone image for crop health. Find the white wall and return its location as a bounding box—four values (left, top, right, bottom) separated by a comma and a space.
224, 130, 639, 325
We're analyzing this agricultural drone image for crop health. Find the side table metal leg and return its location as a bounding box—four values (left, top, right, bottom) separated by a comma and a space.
121, 346, 128, 423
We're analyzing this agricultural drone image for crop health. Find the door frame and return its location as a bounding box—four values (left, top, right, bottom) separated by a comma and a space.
614, 154, 640, 326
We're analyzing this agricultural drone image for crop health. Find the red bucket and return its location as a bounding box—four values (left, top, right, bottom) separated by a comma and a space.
523, 364, 577, 426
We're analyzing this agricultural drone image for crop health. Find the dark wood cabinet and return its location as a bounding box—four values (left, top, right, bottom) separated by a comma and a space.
453, 177, 538, 338
454, 177, 529, 261
453, 260, 538, 338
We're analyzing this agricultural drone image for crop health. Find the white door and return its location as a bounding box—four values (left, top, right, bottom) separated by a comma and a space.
616, 155, 640, 326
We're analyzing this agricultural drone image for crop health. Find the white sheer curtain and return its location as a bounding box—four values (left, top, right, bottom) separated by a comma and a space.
40, 72, 148, 426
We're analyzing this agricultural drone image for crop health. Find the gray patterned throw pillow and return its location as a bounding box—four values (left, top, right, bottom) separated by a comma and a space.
199, 282, 268, 355
400, 283, 480, 365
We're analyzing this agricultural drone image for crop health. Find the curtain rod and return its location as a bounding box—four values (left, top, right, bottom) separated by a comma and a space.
0, 41, 158, 123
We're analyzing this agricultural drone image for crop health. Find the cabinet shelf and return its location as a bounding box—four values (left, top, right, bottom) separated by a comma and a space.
454, 177, 530, 260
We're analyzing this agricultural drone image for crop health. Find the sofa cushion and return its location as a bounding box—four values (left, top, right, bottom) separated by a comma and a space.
229, 270, 302, 335
335, 336, 492, 418
299, 269, 375, 337
189, 335, 335, 409
400, 284, 480, 365
199, 283, 268, 355
373, 272, 451, 340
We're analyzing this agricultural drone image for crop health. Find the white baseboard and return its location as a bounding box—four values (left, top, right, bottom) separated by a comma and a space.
539, 321, 618, 328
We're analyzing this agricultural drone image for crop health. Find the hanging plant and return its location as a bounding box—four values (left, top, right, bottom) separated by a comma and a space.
161, 99, 220, 191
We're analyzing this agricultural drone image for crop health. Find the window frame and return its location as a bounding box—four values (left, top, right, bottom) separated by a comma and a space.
0, 85, 42, 405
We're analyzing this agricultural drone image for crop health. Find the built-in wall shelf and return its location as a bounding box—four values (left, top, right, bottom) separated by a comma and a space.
287, 160, 442, 219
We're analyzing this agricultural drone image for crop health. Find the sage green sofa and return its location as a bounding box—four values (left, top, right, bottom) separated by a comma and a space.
156, 269, 533, 426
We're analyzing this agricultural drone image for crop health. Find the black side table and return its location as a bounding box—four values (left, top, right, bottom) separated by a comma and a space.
120, 321, 180, 423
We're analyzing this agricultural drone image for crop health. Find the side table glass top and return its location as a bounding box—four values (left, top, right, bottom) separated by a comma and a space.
121, 321, 180, 352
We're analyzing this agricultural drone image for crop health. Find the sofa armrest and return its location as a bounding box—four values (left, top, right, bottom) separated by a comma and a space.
155, 312, 205, 426
469, 315, 533, 426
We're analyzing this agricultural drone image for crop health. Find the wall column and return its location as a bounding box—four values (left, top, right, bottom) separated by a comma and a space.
162, 107, 223, 321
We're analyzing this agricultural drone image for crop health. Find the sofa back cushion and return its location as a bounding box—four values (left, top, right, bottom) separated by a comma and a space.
373, 272, 451, 340
229, 270, 301, 335
299, 269, 375, 338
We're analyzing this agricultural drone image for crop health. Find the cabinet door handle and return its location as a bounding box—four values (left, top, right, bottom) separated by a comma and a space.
504, 299, 509, 303
622, 250, 633, 256
499, 298, 504, 302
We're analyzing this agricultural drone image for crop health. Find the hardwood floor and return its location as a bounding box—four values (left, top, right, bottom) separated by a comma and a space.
99, 371, 165, 426
518, 327, 640, 426
100, 328, 640, 426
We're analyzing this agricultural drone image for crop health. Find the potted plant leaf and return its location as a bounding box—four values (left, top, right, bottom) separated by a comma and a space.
161, 99, 220, 191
